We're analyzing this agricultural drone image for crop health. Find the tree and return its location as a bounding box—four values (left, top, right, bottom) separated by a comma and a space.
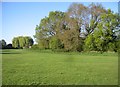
34, 11, 65, 49
93, 28, 106, 52
0, 39, 6, 49
12, 36, 34, 49
84, 34, 95, 51
18, 36, 26, 48
12, 37, 20, 48
67, 3, 107, 38
38, 38, 49, 49
34, 3, 119, 52
96, 9, 120, 52
49, 36, 63, 50
60, 29, 81, 51
5, 44, 13, 49
84, 9, 120, 52
67, 3, 88, 36
24, 36, 34, 48
64, 3, 107, 52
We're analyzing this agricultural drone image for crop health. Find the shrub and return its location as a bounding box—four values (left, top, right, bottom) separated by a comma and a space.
31, 44, 39, 49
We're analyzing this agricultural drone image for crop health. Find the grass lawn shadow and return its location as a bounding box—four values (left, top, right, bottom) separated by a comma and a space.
0, 52, 21, 54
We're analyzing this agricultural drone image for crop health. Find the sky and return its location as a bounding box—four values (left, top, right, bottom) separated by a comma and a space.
1, 2, 119, 44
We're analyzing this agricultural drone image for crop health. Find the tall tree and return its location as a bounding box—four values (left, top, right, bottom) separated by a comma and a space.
67, 3, 88, 35
34, 11, 65, 49
34, 3, 119, 52
98, 9, 120, 51
59, 17, 82, 51
86, 9, 120, 52
67, 3, 107, 38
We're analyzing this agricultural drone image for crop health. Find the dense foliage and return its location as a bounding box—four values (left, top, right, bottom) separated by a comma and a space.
0, 39, 6, 49
34, 3, 120, 52
12, 36, 34, 49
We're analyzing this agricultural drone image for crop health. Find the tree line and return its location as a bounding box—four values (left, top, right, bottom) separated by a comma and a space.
34, 3, 120, 52
1, 3, 120, 52
0, 36, 34, 49
12, 36, 34, 48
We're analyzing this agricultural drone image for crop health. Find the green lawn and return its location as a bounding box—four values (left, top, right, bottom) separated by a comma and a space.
1, 49, 118, 85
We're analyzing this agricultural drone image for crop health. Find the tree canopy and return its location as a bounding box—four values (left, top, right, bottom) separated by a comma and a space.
0, 39, 6, 49
34, 3, 120, 52
12, 36, 34, 49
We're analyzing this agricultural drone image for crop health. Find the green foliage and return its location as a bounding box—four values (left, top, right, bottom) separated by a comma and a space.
114, 40, 120, 52
0, 39, 6, 49
93, 28, 105, 52
12, 37, 20, 48
34, 3, 120, 53
60, 29, 80, 51
49, 36, 63, 50
84, 9, 120, 53
19, 36, 25, 48
31, 44, 39, 49
24, 36, 34, 48
84, 34, 95, 51
107, 42, 115, 52
12, 36, 34, 49
38, 39, 49, 49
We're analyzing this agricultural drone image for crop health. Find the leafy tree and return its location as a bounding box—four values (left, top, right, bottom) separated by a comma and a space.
84, 34, 95, 51
12, 36, 34, 48
84, 9, 120, 52
93, 28, 106, 52
97, 9, 120, 52
90, 9, 120, 52
24, 36, 34, 48
31, 44, 39, 49
49, 36, 63, 50
60, 29, 81, 51
0, 39, 6, 49
34, 11, 65, 49
67, 3, 88, 36
12, 37, 20, 48
67, 3, 107, 38
34, 3, 120, 53
18, 36, 26, 48
34, 11, 65, 40
38, 38, 49, 49
5, 44, 13, 49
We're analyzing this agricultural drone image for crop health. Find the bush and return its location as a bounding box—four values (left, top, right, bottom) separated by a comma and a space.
31, 44, 39, 49
38, 39, 49, 49
84, 34, 95, 51
114, 40, 120, 52
4, 44, 13, 49
107, 42, 115, 52
49, 36, 64, 50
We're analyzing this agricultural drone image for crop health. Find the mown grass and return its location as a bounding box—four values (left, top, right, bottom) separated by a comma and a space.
2, 49, 118, 85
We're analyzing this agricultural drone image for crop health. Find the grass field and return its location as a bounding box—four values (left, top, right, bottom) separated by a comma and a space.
1, 49, 118, 85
